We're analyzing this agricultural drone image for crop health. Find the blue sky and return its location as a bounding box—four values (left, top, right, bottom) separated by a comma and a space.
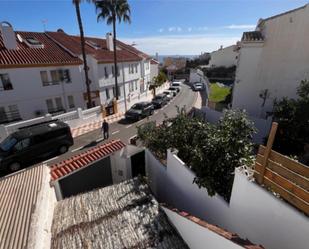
0, 0, 308, 54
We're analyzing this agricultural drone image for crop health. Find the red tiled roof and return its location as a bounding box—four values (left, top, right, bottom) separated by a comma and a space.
162, 205, 265, 249
47, 31, 146, 63
50, 139, 126, 181
0, 31, 83, 68
150, 59, 159, 64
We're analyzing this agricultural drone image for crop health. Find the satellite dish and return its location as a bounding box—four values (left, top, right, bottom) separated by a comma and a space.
17, 34, 23, 43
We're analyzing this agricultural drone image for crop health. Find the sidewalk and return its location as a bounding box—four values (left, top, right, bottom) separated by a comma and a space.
71, 112, 124, 138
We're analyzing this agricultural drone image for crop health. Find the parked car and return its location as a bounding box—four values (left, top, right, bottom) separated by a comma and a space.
125, 102, 154, 121
192, 82, 204, 91
0, 120, 74, 173
171, 82, 181, 92
168, 87, 178, 96
152, 94, 169, 108
162, 90, 173, 100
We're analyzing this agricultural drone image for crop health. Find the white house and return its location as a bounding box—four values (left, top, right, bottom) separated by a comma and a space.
0, 22, 86, 122
209, 45, 238, 68
232, 4, 309, 118
150, 58, 159, 80
0, 22, 152, 124
47, 31, 152, 113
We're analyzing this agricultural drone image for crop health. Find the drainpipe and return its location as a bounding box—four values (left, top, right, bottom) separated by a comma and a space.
122, 63, 127, 112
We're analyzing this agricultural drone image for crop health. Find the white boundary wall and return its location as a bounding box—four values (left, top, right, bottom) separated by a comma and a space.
146, 149, 309, 249
198, 107, 272, 144
162, 207, 244, 249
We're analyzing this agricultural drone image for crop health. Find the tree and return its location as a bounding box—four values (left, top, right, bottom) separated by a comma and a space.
96, 0, 131, 100
73, 0, 94, 108
272, 80, 309, 157
150, 71, 167, 96
138, 108, 255, 201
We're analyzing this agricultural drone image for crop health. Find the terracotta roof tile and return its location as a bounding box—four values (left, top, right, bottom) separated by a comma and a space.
0, 31, 82, 68
50, 139, 126, 181
150, 59, 159, 64
46, 31, 147, 63
162, 205, 265, 249
242, 31, 264, 42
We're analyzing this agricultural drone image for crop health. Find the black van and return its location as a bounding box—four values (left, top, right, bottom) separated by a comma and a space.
0, 120, 73, 172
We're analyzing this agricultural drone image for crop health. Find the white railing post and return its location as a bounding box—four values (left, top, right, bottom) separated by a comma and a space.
0, 125, 9, 142
77, 108, 83, 119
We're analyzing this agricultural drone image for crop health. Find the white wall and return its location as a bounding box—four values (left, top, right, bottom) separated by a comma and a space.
199, 107, 272, 144
146, 149, 309, 249
232, 5, 309, 118
209, 45, 238, 68
162, 207, 244, 249
0, 65, 86, 120
150, 63, 159, 81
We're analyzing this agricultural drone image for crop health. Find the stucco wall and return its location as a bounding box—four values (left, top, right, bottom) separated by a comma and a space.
209, 45, 238, 68
0, 65, 86, 120
162, 207, 244, 249
146, 149, 309, 249
200, 107, 272, 144
232, 5, 309, 117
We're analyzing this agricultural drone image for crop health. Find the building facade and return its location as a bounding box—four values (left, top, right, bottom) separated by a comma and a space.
209, 45, 238, 68
232, 4, 309, 118
0, 22, 152, 123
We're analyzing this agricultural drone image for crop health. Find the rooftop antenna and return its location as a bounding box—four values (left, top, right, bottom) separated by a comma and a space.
41, 19, 48, 31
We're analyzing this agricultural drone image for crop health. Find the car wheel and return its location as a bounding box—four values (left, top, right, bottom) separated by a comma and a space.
59, 145, 68, 154
9, 162, 21, 172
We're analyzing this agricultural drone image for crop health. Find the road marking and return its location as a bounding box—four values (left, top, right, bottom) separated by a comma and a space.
126, 125, 132, 128
95, 138, 104, 143
71, 146, 84, 153
112, 130, 120, 135
43, 156, 59, 164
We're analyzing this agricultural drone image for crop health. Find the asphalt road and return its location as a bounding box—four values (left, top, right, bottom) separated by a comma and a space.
0, 83, 197, 177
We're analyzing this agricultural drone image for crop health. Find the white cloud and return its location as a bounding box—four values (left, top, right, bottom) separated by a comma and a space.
188, 27, 192, 32
177, 27, 182, 32
224, 24, 256, 29
158, 28, 164, 33
121, 34, 240, 55
197, 26, 208, 31
168, 27, 176, 32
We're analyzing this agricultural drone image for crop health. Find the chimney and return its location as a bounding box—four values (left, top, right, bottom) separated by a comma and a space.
0, 21, 17, 50
106, 32, 114, 51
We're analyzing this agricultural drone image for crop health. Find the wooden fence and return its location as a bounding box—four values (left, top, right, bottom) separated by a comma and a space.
254, 122, 309, 215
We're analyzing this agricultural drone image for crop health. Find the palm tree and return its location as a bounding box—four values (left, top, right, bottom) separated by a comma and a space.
73, 0, 94, 108
96, 0, 131, 100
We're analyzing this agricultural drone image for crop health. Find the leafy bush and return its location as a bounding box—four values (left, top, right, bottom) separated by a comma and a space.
272, 80, 309, 156
138, 108, 255, 201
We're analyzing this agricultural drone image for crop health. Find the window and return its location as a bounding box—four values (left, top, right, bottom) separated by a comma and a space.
25, 37, 42, 45
104, 67, 108, 78
112, 66, 115, 77
106, 88, 110, 99
46, 99, 54, 113
14, 138, 31, 151
0, 74, 13, 91
129, 82, 134, 92
55, 97, 63, 110
135, 64, 138, 73
50, 70, 60, 84
117, 66, 120, 76
8, 105, 21, 120
62, 69, 71, 83
40, 71, 49, 86
135, 81, 138, 90
112, 87, 115, 98
68, 95, 75, 109
145, 62, 150, 70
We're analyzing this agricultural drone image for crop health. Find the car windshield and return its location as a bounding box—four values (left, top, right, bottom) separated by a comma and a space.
131, 104, 144, 110
169, 88, 176, 90
154, 96, 162, 100
0, 135, 18, 152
